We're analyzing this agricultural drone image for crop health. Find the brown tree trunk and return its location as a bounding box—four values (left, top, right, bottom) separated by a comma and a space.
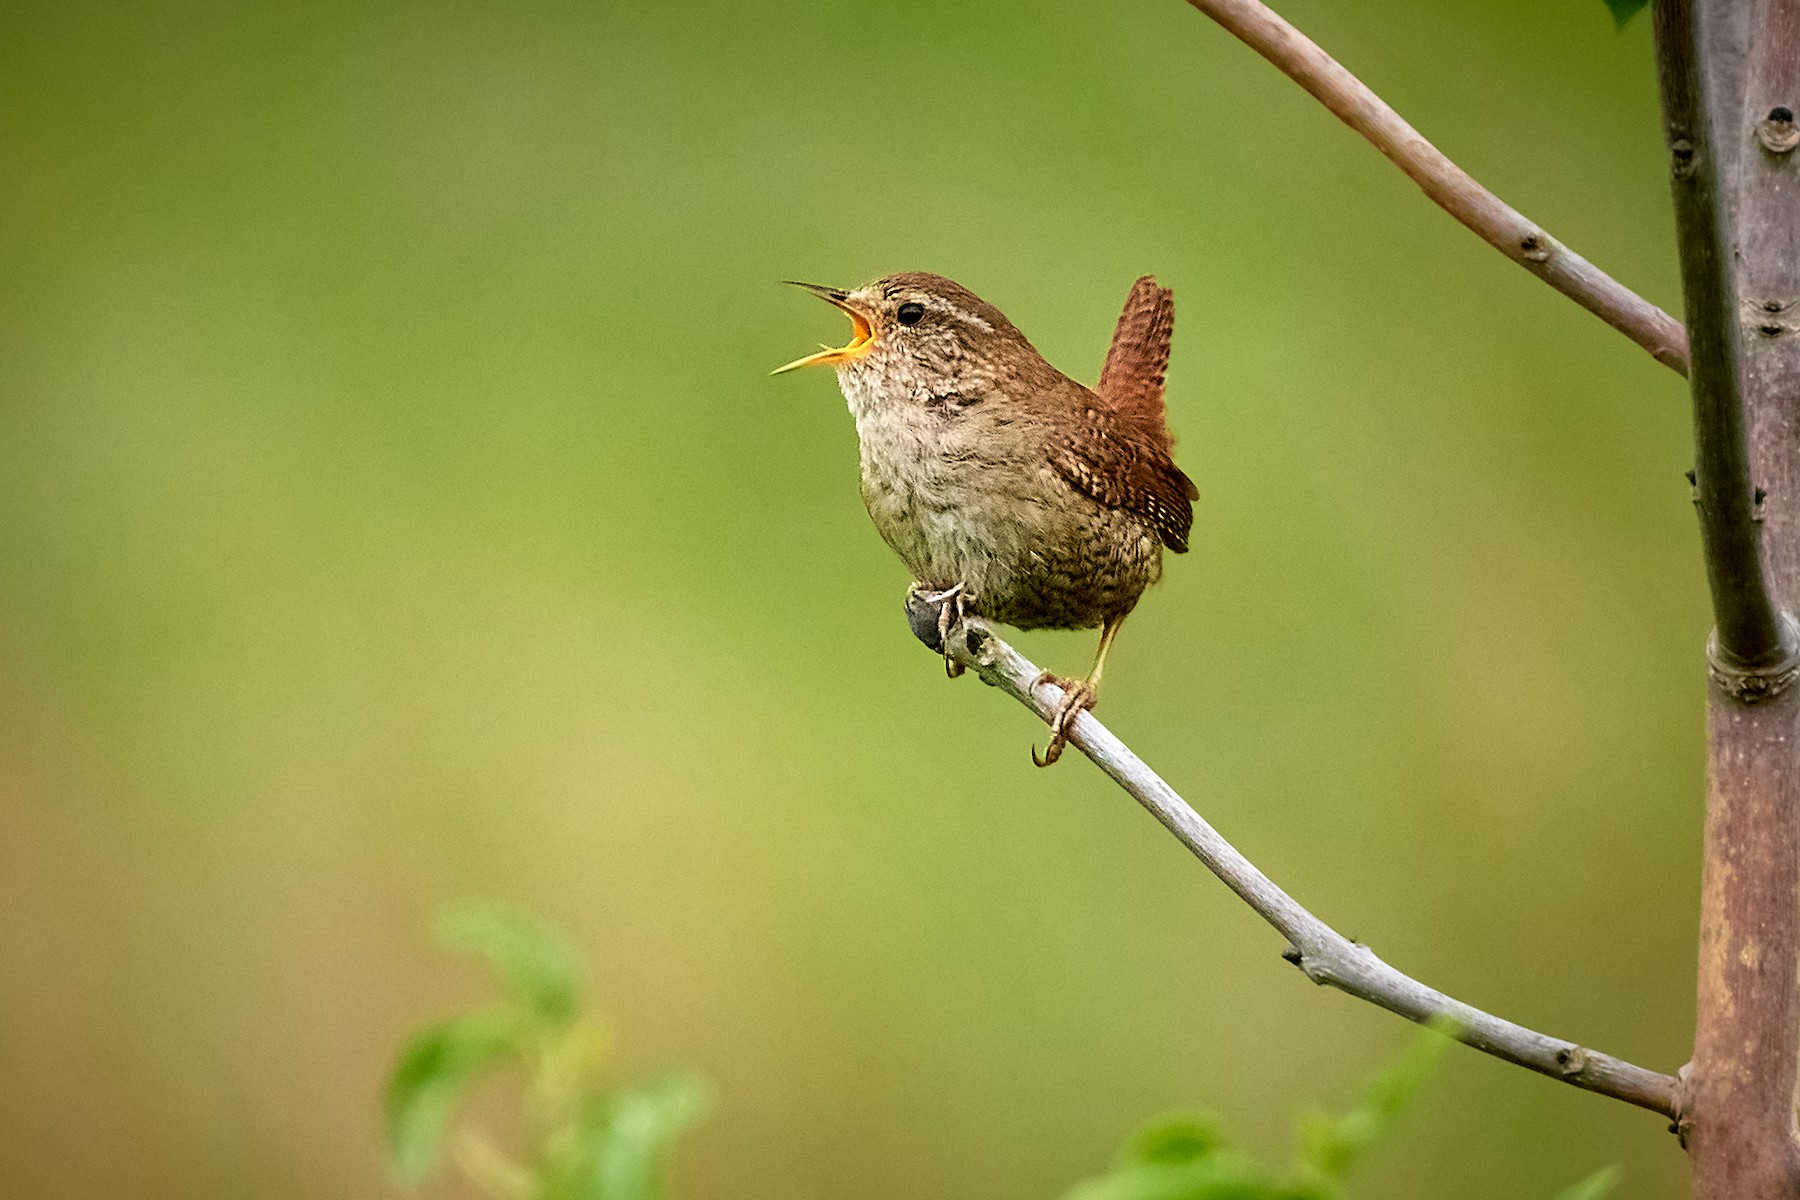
1656, 0, 1800, 1195
1692, 687, 1800, 1196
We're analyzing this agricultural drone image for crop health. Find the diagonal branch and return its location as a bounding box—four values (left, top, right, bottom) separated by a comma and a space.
1180, 0, 1692, 377
921, 607, 1681, 1119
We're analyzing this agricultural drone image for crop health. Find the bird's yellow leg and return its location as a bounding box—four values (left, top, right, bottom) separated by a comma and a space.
1032, 613, 1127, 768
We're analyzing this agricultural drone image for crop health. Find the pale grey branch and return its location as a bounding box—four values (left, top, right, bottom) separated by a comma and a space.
1180, 0, 1692, 377
940, 614, 1681, 1119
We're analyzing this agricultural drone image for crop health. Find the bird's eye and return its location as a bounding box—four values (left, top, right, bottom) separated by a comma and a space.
896, 302, 925, 326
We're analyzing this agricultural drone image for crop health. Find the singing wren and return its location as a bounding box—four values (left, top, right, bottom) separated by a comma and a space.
775, 272, 1196, 765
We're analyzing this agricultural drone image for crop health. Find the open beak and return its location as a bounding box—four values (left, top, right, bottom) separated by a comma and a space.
772, 281, 877, 374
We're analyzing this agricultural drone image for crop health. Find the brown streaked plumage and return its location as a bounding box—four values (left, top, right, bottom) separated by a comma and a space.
776, 272, 1196, 765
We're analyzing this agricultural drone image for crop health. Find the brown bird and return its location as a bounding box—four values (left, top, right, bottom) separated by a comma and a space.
776, 272, 1196, 765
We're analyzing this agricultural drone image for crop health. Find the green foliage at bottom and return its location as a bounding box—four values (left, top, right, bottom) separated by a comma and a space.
1061, 1023, 1617, 1200
384, 903, 710, 1200
385, 914, 1616, 1200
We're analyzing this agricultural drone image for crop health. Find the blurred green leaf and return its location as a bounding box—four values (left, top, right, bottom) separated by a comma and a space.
577, 1073, 713, 1200
1554, 1166, 1622, 1200
1063, 1155, 1279, 1200
1295, 1022, 1453, 1187
1122, 1114, 1231, 1166
393, 908, 710, 1200
1069, 1025, 1456, 1200
385, 1010, 522, 1185
1603, 0, 1649, 27
1064, 1113, 1270, 1200
437, 901, 583, 1024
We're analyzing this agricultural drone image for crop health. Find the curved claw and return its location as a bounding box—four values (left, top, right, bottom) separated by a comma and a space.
1031, 675, 1098, 768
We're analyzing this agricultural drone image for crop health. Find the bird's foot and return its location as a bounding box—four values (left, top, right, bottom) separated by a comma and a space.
903, 583, 970, 678
1031, 674, 1098, 768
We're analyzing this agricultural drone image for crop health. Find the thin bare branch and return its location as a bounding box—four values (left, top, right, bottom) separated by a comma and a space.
925, 609, 1681, 1119
1180, 0, 1692, 377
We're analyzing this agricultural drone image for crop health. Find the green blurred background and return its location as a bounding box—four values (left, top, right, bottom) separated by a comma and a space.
0, 0, 1703, 1196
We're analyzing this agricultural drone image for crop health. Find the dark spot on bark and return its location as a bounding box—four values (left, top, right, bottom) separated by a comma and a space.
1755, 109, 1799, 154
1670, 138, 1698, 176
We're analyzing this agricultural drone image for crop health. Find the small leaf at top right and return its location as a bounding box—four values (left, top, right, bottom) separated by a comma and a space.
1604, 0, 1650, 28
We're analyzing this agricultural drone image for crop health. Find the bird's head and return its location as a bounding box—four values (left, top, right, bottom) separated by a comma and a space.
773, 272, 1036, 386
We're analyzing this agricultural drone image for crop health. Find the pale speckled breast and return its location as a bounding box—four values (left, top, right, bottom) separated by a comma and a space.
839, 361, 1163, 632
